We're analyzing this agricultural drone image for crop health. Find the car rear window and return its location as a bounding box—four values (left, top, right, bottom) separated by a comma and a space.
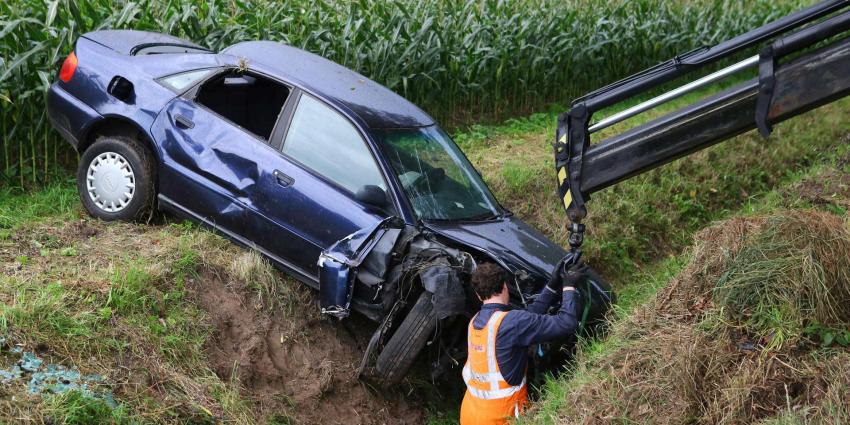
131, 43, 210, 56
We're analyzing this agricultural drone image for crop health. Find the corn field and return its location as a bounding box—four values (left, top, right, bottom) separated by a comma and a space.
1, 0, 805, 187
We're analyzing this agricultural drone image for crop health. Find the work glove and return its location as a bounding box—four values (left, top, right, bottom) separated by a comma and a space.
562, 263, 589, 290
545, 257, 567, 293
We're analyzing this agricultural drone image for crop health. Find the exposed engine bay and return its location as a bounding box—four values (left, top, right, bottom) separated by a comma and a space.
317, 217, 614, 387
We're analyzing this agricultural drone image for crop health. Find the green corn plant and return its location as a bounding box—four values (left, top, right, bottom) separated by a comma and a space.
0, 0, 807, 188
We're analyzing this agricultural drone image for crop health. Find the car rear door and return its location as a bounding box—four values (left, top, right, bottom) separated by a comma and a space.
244, 90, 394, 278
151, 68, 310, 278
152, 90, 256, 237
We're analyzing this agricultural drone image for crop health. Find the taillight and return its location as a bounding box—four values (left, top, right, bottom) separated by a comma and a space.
59, 51, 77, 83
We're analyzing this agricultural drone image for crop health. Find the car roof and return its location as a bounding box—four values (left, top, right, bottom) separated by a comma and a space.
222, 41, 435, 129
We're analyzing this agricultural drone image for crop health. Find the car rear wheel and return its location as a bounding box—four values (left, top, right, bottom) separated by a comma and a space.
77, 136, 156, 222
375, 291, 437, 387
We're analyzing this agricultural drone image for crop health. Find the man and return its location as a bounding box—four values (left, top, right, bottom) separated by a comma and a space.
460, 259, 585, 425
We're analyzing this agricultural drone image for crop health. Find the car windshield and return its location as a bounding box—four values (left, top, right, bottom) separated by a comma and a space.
373, 126, 501, 221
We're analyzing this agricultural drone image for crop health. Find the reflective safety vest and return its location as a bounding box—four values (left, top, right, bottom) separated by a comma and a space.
460, 310, 528, 425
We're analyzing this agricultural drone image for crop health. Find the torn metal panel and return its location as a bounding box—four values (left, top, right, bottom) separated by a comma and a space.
422, 216, 566, 281
319, 217, 403, 318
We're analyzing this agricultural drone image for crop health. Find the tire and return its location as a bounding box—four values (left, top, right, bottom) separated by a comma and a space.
375, 292, 437, 387
77, 135, 156, 222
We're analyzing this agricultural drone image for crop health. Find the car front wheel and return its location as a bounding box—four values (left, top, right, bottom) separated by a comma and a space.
77, 136, 156, 221
374, 291, 437, 387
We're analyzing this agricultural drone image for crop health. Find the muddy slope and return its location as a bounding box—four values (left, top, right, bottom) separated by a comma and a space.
192, 269, 423, 424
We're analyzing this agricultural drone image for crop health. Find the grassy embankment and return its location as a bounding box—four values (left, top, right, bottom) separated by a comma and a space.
1, 73, 847, 424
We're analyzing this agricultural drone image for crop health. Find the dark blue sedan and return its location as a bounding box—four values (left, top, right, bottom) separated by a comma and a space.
48, 30, 611, 386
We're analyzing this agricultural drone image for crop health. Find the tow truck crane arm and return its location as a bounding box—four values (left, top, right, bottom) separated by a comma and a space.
555, 0, 850, 257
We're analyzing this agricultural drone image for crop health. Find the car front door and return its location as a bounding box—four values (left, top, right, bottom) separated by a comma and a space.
244, 91, 393, 279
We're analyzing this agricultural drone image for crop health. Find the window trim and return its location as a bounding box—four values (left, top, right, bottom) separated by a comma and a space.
269, 88, 301, 151
156, 67, 221, 96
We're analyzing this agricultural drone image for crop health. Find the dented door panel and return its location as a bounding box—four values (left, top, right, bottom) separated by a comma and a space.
248, 155, 388, 275
152, 98, 263, 236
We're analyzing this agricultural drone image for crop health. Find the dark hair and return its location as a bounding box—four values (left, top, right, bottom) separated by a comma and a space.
470, 263, 511, 299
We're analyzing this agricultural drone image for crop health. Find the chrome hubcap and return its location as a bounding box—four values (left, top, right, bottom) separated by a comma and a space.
86, 152, 135, 213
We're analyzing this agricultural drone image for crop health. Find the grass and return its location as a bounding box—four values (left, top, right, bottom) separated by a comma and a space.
0, 0, 809, 186
528, 209, 850, 424
713, 214, 850, 350
0, 217, 265, 422
0, 178, 79, 229
45, 390, 130, 425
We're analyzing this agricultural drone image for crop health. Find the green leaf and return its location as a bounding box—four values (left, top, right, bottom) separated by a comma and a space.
46, 1, 60, 27
835, 332, 849, 347
821, 331, 834, 347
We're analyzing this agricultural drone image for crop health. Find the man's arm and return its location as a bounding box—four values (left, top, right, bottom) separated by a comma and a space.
509, 262, 587, 345
508, 289, 581, 346
525, 284, 559, 314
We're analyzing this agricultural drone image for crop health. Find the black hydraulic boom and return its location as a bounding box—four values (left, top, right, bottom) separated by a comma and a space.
554, 0, 850, 258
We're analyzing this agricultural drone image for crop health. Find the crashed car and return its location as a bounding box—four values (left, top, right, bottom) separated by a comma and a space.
47, 30, 614, 386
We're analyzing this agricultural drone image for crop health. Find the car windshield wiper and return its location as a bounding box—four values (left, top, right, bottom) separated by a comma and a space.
423, 211, 503, 223
464, 211, 502, 221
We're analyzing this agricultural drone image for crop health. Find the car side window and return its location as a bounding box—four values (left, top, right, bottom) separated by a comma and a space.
282, 94, 386, 194
194, 70, 290, 141
158, 69, 215, 93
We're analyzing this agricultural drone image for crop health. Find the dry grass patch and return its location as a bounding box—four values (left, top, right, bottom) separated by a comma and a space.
537, 211, 850, 424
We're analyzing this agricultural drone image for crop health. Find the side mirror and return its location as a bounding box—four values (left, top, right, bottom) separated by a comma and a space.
355, 185, 388, 209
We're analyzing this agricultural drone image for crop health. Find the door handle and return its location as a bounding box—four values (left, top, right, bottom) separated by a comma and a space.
174, 114, 194, 129
273, 169, 294, 187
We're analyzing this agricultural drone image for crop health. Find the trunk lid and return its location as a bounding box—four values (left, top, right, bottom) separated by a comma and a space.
82, 30, 209, 55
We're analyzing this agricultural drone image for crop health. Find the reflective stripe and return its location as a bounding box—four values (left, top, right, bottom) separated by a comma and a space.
462, 365, 502, 383
486, 311, 502, 391
464, 376, 527, 400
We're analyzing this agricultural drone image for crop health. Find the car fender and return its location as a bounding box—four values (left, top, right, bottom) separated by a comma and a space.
318, 216, 405, 319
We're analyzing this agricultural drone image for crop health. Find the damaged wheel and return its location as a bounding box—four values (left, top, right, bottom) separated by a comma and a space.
375, 291, 436, 387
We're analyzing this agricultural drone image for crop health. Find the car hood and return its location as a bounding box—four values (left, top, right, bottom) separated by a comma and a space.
422, 215, 566, 279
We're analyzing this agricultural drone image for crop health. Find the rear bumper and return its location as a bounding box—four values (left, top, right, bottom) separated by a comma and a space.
47, 83, 101, 150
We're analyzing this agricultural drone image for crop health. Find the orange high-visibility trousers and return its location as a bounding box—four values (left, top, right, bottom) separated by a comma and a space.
460, 310, 528, 425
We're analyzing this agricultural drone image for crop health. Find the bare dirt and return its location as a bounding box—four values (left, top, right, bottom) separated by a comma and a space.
190, 269, 425, 425
783, 168, 850, 210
